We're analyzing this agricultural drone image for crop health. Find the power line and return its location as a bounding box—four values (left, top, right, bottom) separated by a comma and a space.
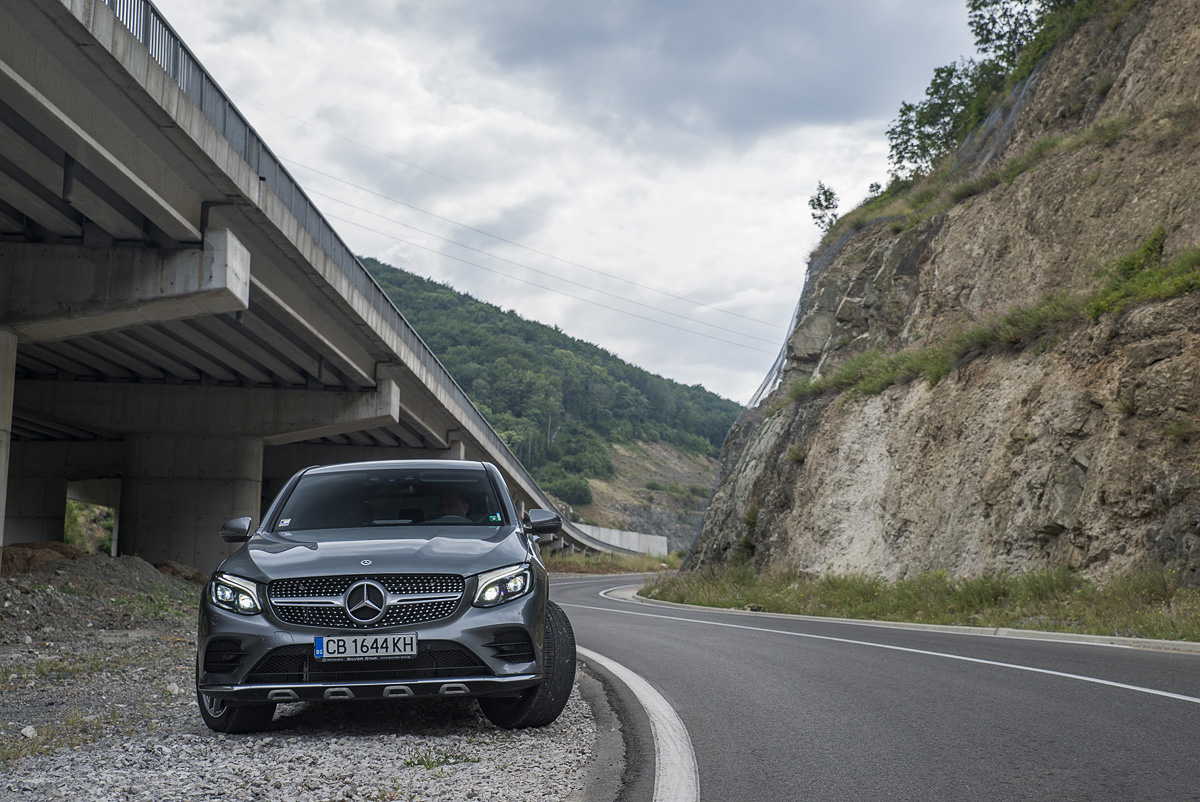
312, 189, 783, 347
329, 213, 780, 357
230, 90, 753, 292
286, 159, 787, 334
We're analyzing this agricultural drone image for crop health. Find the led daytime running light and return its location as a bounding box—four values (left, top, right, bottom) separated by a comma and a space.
210, 573, 262, 615
473, 564, 532, 607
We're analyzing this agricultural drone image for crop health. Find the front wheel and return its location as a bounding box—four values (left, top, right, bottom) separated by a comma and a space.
197, 689, 276, 734
479, 600, 576, 728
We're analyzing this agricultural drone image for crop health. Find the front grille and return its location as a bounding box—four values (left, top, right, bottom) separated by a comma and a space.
483, 629, 536, 663
272, 599, 461, 629
243, 640, 491, 684
271, 575, 464, 597
268, 574, 465, 630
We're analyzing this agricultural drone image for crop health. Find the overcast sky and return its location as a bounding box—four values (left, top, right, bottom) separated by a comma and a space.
152, 0, 977, 404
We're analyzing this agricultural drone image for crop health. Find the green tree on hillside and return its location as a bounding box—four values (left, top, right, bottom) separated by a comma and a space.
886, 0, 1080, 179
967, 0, 1043, 67
808, 181, 839, 232
362, 258, 742, 496
887, 59, 1004, 179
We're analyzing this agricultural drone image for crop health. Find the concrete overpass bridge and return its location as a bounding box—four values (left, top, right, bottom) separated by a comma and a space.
0, 0, 615, 572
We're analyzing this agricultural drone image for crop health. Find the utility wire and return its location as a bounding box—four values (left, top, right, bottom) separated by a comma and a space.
329, 213, 779, 356
313, 189, 782, 347
286, 159, 787, 333
231, 90, 751, 292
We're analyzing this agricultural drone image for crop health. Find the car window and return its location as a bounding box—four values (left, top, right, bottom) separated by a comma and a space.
271, 468, 506, 531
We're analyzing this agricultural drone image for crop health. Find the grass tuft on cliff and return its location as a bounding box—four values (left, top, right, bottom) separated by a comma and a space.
642, 565, 1200, 642
786, 230, 1200, 405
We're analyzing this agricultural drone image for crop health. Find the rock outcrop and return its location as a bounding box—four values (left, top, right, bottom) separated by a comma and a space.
692, 0, 1200, 583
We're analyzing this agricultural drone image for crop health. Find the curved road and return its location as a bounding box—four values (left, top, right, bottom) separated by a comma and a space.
552, 574, 1200, 802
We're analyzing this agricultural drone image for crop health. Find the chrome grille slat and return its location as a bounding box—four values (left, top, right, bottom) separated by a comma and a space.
267, 574, 465, 629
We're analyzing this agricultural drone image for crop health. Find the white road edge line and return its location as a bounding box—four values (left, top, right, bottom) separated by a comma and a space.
577, 646, 700, 802
569, 598, 1200, 707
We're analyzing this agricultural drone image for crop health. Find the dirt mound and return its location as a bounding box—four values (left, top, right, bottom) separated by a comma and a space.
0, 548, 204, 645
1, 542, 84, 577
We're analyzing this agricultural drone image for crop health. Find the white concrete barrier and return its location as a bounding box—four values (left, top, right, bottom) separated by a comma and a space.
573, 523, 669, 557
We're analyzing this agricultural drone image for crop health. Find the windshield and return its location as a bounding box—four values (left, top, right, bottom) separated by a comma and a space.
271, 467, 507, 532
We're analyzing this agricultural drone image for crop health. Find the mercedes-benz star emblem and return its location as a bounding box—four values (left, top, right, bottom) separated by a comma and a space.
360, 559, 372, 566
344, 580, 387, 624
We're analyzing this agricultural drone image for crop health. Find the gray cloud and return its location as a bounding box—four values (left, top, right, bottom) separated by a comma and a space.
411, 0, 975, 147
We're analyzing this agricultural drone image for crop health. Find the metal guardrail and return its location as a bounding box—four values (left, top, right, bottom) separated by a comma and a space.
93, 0, 595, 542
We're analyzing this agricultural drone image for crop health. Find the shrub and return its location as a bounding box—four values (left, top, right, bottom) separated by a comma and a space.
730, 535, 756, 566
1088, 229, 1200, 319
742, 504, 760, 531
543, 475, 593, 506
1164, 419, 1195, 442
950, 172, 1002, 201
1115, 394, 1138, 416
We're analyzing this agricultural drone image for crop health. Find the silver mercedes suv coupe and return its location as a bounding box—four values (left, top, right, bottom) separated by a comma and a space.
196, 459, 575, 733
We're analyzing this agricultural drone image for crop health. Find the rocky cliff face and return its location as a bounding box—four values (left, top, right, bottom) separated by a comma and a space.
692, 0, 1200, 582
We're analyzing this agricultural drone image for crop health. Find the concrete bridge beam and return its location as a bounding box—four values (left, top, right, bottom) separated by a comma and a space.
3, 441, 68, 544
443, 433, 466, 461
119, 434, 262, 570
0, 0, 203, 243
0, 229, 250, 341
261, 443, 433, 509
14, 381, 403, 442
261, 379, 401, 445
3, 440, 123, 545
0, 330, 17, 562
7, 378, 411, 571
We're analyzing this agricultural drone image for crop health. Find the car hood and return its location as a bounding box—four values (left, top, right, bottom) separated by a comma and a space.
217, 525, 532, 582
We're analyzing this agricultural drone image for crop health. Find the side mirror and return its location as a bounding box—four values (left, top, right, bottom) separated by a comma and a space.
525, 508, 562, 537
219, 516, 253, 543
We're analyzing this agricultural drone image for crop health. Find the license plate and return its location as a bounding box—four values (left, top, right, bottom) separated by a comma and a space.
315, 633, 418, 661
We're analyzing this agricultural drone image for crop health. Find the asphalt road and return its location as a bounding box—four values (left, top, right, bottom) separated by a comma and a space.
551, 573, 1200, 802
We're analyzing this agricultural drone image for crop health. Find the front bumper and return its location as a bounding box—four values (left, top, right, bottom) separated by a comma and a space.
197, 582, 547, 703
197, 673, 541, 704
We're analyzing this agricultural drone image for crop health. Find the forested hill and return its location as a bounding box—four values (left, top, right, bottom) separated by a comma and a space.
363, 258, 743, 506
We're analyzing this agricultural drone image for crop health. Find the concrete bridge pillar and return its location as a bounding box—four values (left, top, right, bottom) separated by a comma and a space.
119, 434, 263, 571
3, 442, 68, 544
0, 330, 15, 558
443, 434, 466, 460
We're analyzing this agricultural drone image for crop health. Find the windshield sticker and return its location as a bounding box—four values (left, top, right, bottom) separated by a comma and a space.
489, 513, 502, 523
278, 518, 292, 527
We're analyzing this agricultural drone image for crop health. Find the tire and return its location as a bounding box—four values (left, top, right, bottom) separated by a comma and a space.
479, 600, 576, 729
197, 688, 276, 734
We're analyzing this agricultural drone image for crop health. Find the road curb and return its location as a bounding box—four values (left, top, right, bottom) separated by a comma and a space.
568, 662, 630, 802
605, 583, 1200, 655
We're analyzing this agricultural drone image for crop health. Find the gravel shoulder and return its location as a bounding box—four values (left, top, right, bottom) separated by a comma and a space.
1, 550, 610, 802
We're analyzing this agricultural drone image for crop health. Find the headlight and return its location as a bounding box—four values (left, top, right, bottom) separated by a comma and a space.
473, 564, 533, 607
209, 573, 262, 615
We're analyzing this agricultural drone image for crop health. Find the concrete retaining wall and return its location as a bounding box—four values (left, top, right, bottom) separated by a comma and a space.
573, 524, 669, 556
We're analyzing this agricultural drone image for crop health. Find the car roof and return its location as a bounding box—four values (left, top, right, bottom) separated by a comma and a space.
302, 460, 489, 476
